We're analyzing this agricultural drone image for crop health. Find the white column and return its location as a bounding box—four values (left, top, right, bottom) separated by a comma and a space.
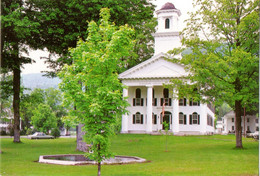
121, 88, 129, 133
172, 90, 179, 134
146, 85, 153, 133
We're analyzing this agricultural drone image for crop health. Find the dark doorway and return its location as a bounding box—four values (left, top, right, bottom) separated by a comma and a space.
161, 111, 172, 130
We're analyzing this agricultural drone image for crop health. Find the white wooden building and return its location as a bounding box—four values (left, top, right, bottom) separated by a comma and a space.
221, 111, 258, 134
119, 3, 215, 135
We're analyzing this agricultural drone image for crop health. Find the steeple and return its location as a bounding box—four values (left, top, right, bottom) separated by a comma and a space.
153, 2, 181, 55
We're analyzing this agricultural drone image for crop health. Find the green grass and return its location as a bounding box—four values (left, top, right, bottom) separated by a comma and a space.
0, 134, 258, 176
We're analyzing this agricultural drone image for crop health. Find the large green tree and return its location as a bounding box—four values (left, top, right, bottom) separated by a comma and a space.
1, 0, 41, 142
168, 0, 259, 148
20, 88, 45, 131
59, 8, 134, 176
20, 88, 67, 132
31, 103, 57, 134
28, 0, 156, 77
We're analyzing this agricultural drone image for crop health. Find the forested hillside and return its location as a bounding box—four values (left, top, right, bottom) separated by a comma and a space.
22, 73, 60, 90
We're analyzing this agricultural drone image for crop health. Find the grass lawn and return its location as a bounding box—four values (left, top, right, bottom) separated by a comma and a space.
0, 134, 258, 176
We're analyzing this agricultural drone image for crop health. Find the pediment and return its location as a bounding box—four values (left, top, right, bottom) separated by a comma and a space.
119, 53, 187, 79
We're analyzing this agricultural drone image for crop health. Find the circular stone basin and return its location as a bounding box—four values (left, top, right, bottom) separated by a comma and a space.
39, 154, 146, 165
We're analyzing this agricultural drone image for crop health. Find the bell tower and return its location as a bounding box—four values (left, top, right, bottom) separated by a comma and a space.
153, 2, 181, 55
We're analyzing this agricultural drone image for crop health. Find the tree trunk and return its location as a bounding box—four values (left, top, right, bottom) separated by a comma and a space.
97, 162, 101, 176
76, 124, 88, 152
235, 100, 243, 148
13, 56, 21, 143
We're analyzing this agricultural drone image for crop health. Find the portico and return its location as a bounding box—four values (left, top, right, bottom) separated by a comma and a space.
119, 2, 215, 135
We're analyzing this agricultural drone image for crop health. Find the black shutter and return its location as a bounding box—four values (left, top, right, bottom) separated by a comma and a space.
169, 98, 172, 106
141, 115, 144, 124
141, 98, 144, 106
161, 98, 163, 106
198, 115, 200, 125
154, 98, 157, 106
198, 101, 200, 106
146, 98, 147, 106
184, 98, 186, 106
133, 99, 135, 106
184, 115, 187, 125
154, 115, 157, 124
190, 99, 192, 106
133, 115, 136, 124
190, 115, 192, 125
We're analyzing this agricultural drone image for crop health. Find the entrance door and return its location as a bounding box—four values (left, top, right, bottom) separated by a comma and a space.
161, 111, 172, 130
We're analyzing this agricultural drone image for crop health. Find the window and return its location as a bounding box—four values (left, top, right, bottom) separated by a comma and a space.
207, 115, 213, 126
133, 88, 144, 106
256, 119, 258, 123
163, 88, 169, 98
189, 99, 200, 106
232, 126, 234, 131
189, 112, 200, 125
232, 118, 234, 122
179, 112, 187, 124
153, 89, 157, 106
256, 127, 259, 131
247, 118, 250, 123
165, 18, 170, 29
133, 112, 143, 124
179, 98, 186, 106
247, 126, 250, 131
153, 114, 157, 124
161, 88, 171, 106
136, 88, 141, 98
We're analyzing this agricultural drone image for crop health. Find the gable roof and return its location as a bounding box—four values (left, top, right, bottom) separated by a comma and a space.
119, 52, 188, 80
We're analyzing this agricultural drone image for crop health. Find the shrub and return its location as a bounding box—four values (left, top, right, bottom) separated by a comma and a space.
0, 130, 7, 135
51, 128, 60, 138
26, 128, 33, 135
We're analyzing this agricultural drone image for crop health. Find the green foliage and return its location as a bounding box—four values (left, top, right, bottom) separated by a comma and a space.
59, 8, 134, 170
31, 103, 57, 134
51, 128, 61, 138
167, 0, 259, 148
28, 0, 156, 77
62, 115, 77, 134
215, 102, 232, 119
20, 88, 68, 131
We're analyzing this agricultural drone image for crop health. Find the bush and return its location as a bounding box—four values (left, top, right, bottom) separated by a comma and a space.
51, 128, 60, 138
26, 128, 33, 135
111, 116, 122, 134
20, 130, 27, 135
0, 130, 7, 135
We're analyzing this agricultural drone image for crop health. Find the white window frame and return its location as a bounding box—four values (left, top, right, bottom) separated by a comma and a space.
179, 113, 184, 124
192, 113, 198, 124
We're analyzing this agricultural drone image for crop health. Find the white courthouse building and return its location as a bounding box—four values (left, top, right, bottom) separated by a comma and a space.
119, 3, 215, 135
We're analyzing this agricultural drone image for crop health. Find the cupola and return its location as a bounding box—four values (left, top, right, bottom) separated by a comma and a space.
153, 2, 182, 55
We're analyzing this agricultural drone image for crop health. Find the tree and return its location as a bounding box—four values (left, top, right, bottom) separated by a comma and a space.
20, 88, 67, 132
20, 88, 45, 132
168, 0, 259, 148
31, 103, 57, 134
62, 116, 76, 136
59, 8, 134, 176
44, 88, 67, 127
1, 0, 42, 142
28, 0, 156, 77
